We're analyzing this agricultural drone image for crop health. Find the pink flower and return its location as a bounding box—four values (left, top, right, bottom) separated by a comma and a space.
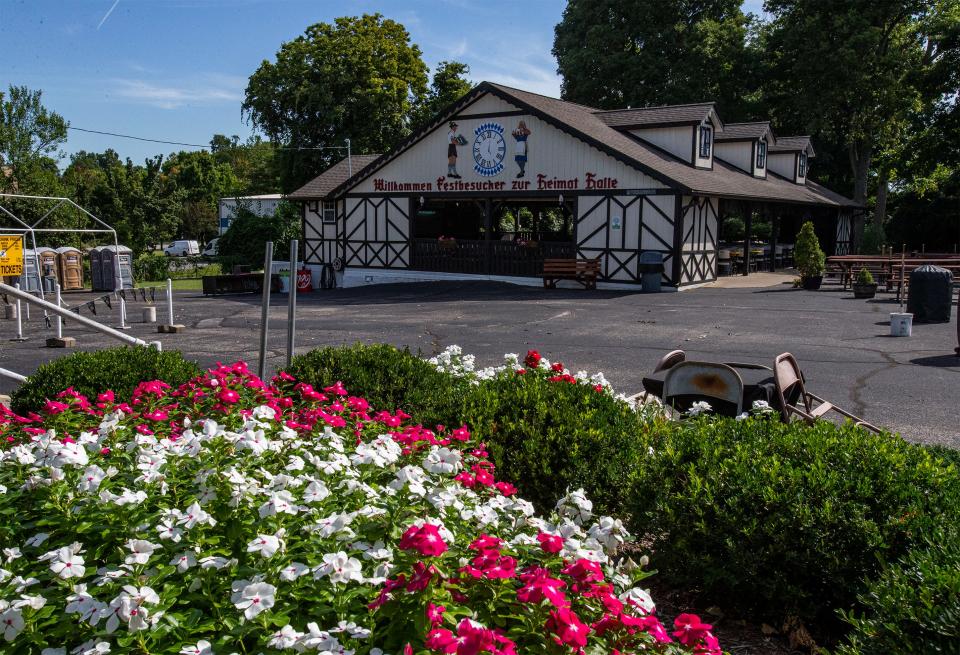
672, 614, 714, 647
142, 410, 168, 421
516, 567, 568, 607
451, 426, 471, 441
537, 532, 564, 554
425, 628, 457, 654
561, 558, 604, 584
545, 607, 590, 648
97, 390, 115, 405
427, 603, 445, 627
494, 481, 517, 496
398, 523, 448, 557
324, 381, 348, 396
217, 388, 239, 404
43, 400, 70, 415
347, 396, 370, 411
406, 561, 436, 592
524, 350, 542, 368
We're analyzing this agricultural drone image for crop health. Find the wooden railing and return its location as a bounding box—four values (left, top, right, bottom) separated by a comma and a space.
411, 239, 575, 277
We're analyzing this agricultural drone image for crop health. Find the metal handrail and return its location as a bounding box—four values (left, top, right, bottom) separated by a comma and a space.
0, 283, 161, 350
0, 368, 26, 383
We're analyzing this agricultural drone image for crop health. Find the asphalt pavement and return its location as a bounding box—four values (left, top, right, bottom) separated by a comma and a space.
1, 279, 958, 445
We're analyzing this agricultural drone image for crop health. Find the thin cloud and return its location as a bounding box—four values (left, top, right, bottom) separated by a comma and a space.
111, 75, 245, 109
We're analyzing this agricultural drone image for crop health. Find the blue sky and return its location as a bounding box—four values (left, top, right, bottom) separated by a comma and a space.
2, 0, 767, 165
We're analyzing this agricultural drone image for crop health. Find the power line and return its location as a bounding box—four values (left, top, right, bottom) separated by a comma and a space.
68, 126, 349, 152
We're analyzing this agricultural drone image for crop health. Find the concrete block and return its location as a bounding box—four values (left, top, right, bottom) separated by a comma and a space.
46, 336, 77, 348
158, 324, 186, 334
3, 304, 16, 320
142, 306, 157, 323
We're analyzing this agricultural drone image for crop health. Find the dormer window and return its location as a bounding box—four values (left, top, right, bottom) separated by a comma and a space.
798, 152, 807, 177
756, 140, 767, 169
699, 125, 712, 158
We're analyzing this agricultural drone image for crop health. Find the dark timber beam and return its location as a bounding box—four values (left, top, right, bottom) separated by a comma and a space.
743, 202, 753, 276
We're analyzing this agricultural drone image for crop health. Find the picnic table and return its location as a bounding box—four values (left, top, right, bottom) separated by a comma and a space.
642, 362, 779, 417
827, 255, 960, 291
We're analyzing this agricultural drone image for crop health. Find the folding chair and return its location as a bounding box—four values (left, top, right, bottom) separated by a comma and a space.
663, 361, 744, 417
630, 349, 686, 406
773, 353, 881, 433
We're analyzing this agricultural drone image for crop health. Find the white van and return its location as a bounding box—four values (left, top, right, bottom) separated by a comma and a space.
202, 237, 219, 258
164, 240, 200, 257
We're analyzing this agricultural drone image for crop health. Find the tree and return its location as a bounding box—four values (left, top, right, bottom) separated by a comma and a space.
217, 200, 301, 268
210, 134, 280, 195
243, 13, 429, 192
761, 0, 959, 250
0, 85, 68, 194
552, 0, 760, 116
162, 149, 239, 206
413, 61, 473, 125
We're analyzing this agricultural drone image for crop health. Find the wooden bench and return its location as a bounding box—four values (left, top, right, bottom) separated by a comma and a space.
542, 258, 601, 290
889, 265, 960, 301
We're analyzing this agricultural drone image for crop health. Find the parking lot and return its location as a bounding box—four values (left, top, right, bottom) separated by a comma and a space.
1, 279, 958, 445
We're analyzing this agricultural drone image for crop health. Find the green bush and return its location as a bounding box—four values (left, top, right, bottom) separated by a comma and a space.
837, 528, 960, 654
11, 346, 201, 414
217, 200, 301, 269
856, 266, 875, 285
794, 220, 826, 278
630, 416, 960, 628
460, 371, 654, 516
284, 343, 467, 427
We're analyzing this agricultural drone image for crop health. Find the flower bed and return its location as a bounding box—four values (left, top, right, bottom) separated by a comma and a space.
0, 362, 718, 654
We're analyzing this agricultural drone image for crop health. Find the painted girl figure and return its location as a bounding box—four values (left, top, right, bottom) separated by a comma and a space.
512, 121, 532, 178
446, 121, 462, 179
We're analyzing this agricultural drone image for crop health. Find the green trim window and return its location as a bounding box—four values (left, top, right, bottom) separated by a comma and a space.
756, 140, 767, 169
699, 125, 712, 158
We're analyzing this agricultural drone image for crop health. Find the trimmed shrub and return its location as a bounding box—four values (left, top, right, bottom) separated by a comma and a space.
460, 368, 654, 516
837, 528, 960, 654
11, 346, 201, 414
630, 415, 960, 628
285, 343, 467, 427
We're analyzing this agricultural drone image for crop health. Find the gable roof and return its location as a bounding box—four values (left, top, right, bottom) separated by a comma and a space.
594, 102, 720, 129
292, 82, 852, 207
715, 122, 773, 142
287, 154, 380, 200
769, 136, 816, 157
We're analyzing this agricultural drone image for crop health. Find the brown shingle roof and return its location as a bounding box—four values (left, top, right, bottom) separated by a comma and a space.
594, 102, 717, 128
770, 136, 815, 156
715, 122, 772, 141
292, 82, 851, 207
287, 154, 381, 200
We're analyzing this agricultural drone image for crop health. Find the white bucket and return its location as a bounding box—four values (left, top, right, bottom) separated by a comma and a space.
890, 312, 913, 337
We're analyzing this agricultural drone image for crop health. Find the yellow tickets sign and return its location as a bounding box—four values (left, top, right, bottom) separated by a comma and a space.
0, 235, 24, 276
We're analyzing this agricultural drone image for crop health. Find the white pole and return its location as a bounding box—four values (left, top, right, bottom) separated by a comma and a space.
258, 242, 274, 379
346, 138, 352, 177
286, 239, 298, 367
12, 282, 25, 342
55, 282, 63, 339
166, 278, 174, 324
119, 296, 128, 330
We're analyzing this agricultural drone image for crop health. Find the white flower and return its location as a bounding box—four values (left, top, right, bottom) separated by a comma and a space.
587, 516, 630, 555
24, 532, 49, 548
247, 532, 284, 558
687, 400, 712, 416
233, 582, 276, 620
314, 551, 363, 585
170, 551, 197, 572
619, 587, 656, 614
12, 594, 45, 610
178, 502, 216, 529
0, 607, 23, 642
752, 400, 776, 413
72, 641, 111, 655
423, 446, 462, 475
77, 465, 107, 492
124, 540, 160, 566
3, 548, 21, 563
302, 480, 330, 504
180, 640, 213, 655
157, 518, 184, 542
556, 488, 593, 525
269, 624, 305, 649
48, 548, 86, 579
199, 556, 235, 570
258, 490, 298, 518
279, 561, 310, 581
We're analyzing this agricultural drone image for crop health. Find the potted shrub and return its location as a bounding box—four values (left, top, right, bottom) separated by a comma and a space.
853, 266, 878, 299
794, 221, 826, 290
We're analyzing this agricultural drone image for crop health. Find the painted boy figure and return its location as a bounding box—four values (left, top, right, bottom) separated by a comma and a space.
512, 121, 532, 178
447, 121, 462, 179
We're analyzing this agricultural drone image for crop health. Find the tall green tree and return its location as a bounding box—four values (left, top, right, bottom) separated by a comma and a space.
243, 13, 429, 192
0, 85, 68, 195
762, 0, 959, 249
210, 134, 280, 195
413, 61, 473, 126
552, 0, 760, 116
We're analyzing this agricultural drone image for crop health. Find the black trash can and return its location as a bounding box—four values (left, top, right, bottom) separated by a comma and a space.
638, 251, 665, 292
907, 264, 954, 323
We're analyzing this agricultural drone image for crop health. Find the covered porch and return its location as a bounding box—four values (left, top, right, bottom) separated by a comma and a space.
410, 197, 576, 277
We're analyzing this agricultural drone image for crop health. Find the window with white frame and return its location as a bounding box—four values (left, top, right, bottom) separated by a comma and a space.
756, 140, 767, 169
322, 201, 336, 224
699, 125, 712, 158
798, 152, 807, 178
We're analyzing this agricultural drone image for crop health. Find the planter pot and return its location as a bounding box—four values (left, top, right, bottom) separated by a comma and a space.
852, 282, 878, 299
801, 275, 823, 290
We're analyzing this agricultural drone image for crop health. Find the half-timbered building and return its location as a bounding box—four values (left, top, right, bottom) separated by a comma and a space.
289, 82, 858, 289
